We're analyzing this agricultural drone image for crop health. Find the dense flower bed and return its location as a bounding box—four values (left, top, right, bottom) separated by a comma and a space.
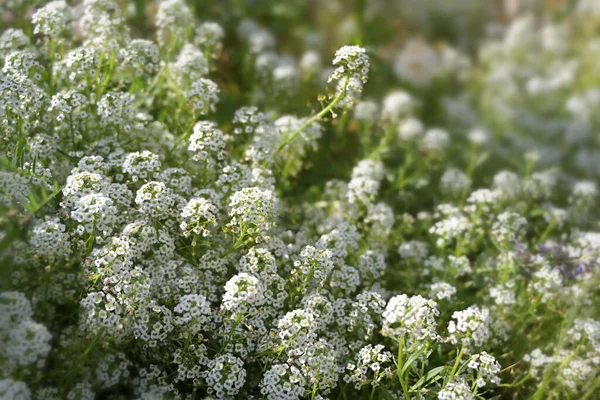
1, 0, 600, 399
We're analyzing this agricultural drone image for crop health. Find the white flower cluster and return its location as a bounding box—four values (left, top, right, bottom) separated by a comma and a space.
467, 352, 501, 387
344, 344, 394, 389
2, 2, 600, 399
448, 305, 492, 352
0, 292, 52, 372
382, 294, 440, 342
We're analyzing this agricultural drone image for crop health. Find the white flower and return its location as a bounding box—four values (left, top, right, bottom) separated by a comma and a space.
382, 294, 440, 342
328, 45, 370, 87
394, 38, 439, 86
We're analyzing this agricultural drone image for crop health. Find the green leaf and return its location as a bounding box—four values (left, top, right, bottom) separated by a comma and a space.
401, 345, 431, 375
411, 366, 446, 391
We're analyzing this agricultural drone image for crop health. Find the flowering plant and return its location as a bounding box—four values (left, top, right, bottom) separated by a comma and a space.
1, 1, 600, 399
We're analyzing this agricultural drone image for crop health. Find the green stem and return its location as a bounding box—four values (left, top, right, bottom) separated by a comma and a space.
530, 348, 577, 400
232, 223, 249, 250
369, 383, 376, 400
396, 338, 410, 400
445, 346, 464, 386
537, 222, 555, 245
501, 373, 531, 388
274, 76, 349, 156
581, 375, 600, 400
169, 120, 196, 155
311, 382, 318, 400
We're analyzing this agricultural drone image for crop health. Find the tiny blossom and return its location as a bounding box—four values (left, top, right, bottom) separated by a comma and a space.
187, 78, 220, 115
156, 0, 194, 45
292, 245, 334, 287
122, 151, 162, 182
71, 193, 118, 236
227, 187, 278, 234
55, 46, 102, 85
132, 303, 174, 347
238, 247, 278, 277
567, 318, 600, 352
489, 282, 517, 306
300, 50, 322, 73
467, 188, 499, 208
448, 305, 492, 351
429, 210, 471, 248
438, 377, 474, 400
261, 363, 305, 400
570, 180, 597, 208
365, 202, 395, 239
173, 294, 212, 332
119, 39, 161, 77
272, 62, 300, 95
79, 0, 129, 50
205, 353, 246, 398
347, 159, 385, 205
0, 379, 31, 400
276, 308, 317, 346
394, 38, 439, 86
173, 44, 210, 83
315, 221, 360, 263
159, 168, 192, 195
440, 168, 471, 195
381, 90, 415, 122
530, 265, 563, 302
97, 91, 137, 131
397, 117, 424, 141
0, 29, 30, 59
222, 272, 266, 311
422, 128, 450, 152
491, 212, 527, 247
468, 127, 490, 144
2, 50, 44, 81
1, 73, 47, 135
232, 106, 266, 135
194, 21, 224, 57
398, 240, 429, 262
135, 181, 177, 219
328, 45, 370, 89
0, 291, 33, 327
357, 249, 386, 282
48, 90, 90, 125
428, 282, 457, 301
382, 294, 440, 342
188, 121, 227, 163
3, 320, 52, 367
354, 100, 379, 121
493, 170, 521, 200
344, 344, 394, 389
467, 352, 502, 387
95, 352, 132, 389
32, 1, 72, 38
180, 197, 218, 237
523, 349, 553, 379
30, 218, 72, 259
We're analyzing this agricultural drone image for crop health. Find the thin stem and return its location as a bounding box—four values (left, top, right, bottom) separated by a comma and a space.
581, 375, 600, 400
369, 383, 376, 400
396, 338, 410, 400
537, 222, 555, 245
500, 373, 531, 388
169, 120, 196, 155
311, 382, 318, 400
445, 346, 464, 386
273, 76, 350, 156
